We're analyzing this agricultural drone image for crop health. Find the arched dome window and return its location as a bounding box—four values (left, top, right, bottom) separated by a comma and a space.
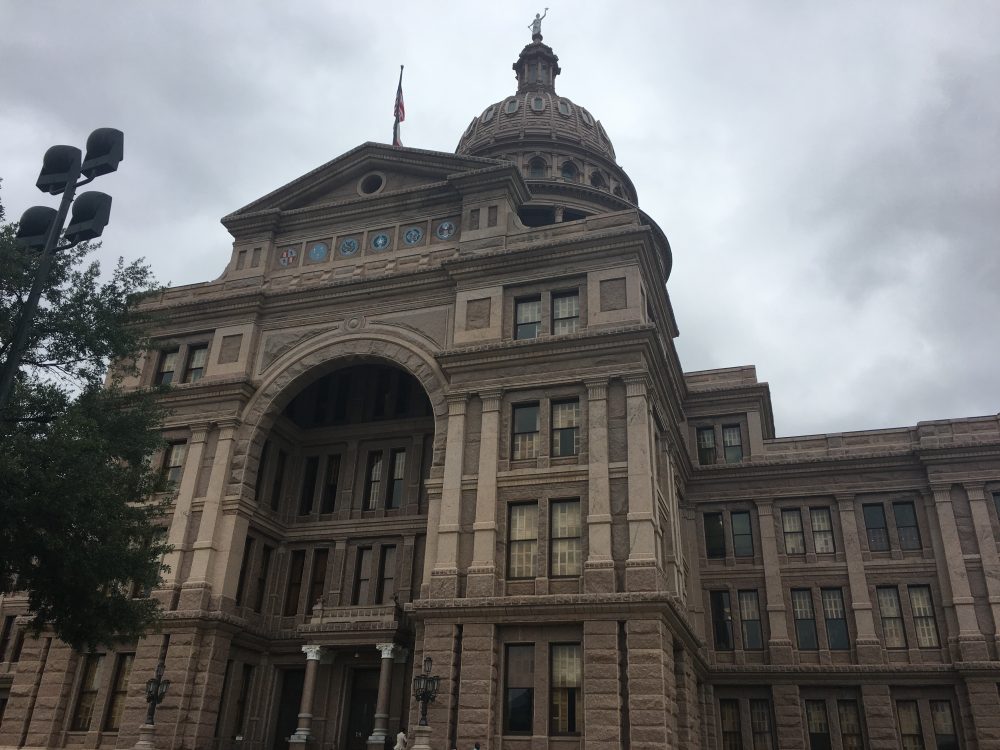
590, 172, 606, 189
482, 105, 496, 123
557, 100, 571, 116
504, 98, 519, 115
561, 161, 579, 181
530, 96, 546, 112
613, 184, 624, 198
527, 157, 547, 179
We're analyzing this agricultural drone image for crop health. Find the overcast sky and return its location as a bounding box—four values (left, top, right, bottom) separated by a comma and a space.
2, 1, 997, 437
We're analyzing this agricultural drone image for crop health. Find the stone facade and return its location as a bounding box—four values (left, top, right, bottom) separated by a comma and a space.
1, 33, 999, 750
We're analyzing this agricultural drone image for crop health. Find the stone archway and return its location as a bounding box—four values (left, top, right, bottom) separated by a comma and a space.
225, 331, 449, 502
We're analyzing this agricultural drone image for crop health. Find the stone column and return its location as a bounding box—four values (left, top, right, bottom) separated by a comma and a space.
184, 422, 238, 601
755, 500, 793, 663
289, 645, 323, 745
428, 395, 467, 598
584, 379, 615, 593
367, 643, 396, 749
965, 483, 1000, 639
623, 376, 657, 591
835, 494, 880, 662
162, 424, 210, 591
468, 390, 502, 597
931, 485, 988, 660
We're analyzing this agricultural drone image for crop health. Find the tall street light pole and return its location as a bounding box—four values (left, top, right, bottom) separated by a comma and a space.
0, 128, 123, 415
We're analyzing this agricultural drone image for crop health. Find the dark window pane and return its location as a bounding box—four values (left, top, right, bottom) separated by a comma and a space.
704, 513, 726, 558
893, 502, 922, 550
697, 427, 716, 465
710, 590, 734, 650
732, 511, 754, 557
863, 504, 889, 551
298, 456, 319, 515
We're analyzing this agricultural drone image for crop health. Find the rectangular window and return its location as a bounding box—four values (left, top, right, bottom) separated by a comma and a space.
508, 503, 538, 579
163, 442, 187, 485
739, 590, 764, 650
893, 501, 922, 550
863, 504, 890, 551
792, 589, 818, 650
782, 509, 805, 555
364, 451, 384, 510
283, 550, 305, 616
711, 590, 734, 650
550, 500, 582, 577
552, 291, 580, 334
254, 440, 270, 502
838, 700, 864, 750
805, 700, 832, 750
253, 545, 273, 613
720, 699, 741, 750
897, 700, 924, 750
233, 664, 254, 739
750, 699, 775, 750
504, 644, 534, 734
732, 511, 754, 557
515, 297, 542, 339
352, 547, 373, 605
722, 425, 743, 463
70, 653, 105, 731
697, 427, 716, 465
822, 588, 850, 650
550, 644, 581, 735
909, 585, 940, 648
298, 456, 319, 515
0, 616, 15, 662
376, 545, 396, 604
930, 700, 958, 750
234, 537, 254, 606
512, 403, 540, 460
155, 349, 179, 385
704, 512, 726, 559
877, 586, 907, 648
270, 449, 288, 511
102, 653, 134, 731
320, 454, 340, 514
182, 344, 208, 383
810, 508, 835, 554
308, 548, 328, 611
386, 449, 406, 508
551, 399, 580, 457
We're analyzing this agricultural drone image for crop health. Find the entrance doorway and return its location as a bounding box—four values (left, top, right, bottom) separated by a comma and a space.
271, 668, 305, 750
344, 668, 379, 750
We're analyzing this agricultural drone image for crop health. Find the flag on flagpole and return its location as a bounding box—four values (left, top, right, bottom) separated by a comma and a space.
393, 65, 405, 147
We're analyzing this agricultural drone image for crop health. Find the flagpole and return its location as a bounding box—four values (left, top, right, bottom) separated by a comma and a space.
393, 65, 405, 147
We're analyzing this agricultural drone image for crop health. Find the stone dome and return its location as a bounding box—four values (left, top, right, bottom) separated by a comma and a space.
455, 37, 639, 214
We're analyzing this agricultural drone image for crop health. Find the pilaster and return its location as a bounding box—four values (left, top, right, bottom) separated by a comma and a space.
427, 394, 467, 598
965, 483, 1000, 640
468, 391, 502, 597
623, 376, 657, 591
835, 494, 881, 661
162, 424, 210, 591
755, 499, 793, 663
584, 379, 615, 593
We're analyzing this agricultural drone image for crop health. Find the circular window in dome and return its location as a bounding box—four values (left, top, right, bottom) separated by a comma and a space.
557, 100, 571, 116
482, 105, 496, 123
531, 96, 545, 112
504, 98, 519, 115
580, 109, 594, 127
358, 172, 385, 196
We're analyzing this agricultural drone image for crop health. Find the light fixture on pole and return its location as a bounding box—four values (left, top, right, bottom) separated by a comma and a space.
412, 655, 440, 727
0, 128, 123, 413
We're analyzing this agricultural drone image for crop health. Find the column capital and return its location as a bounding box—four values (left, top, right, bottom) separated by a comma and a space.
834, 494, 855, 508
187, 423, 212, 443
302, 644, 323, 661
585, 378, 608, 400
622, 374, 649, 398
930, 484, 954, 502
479, 389, 503, 412
376, 643, 397, 659
964, 483, 987, 502
446, 393, 469, 414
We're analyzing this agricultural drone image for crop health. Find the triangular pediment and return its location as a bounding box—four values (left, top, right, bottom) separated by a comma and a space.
223, 142, 506, 221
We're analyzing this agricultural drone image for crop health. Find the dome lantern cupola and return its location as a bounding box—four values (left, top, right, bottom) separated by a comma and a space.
513, 40, 562, 95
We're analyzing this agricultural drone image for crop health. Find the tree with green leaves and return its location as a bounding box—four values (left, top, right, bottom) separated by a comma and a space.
0, 187, 171, 650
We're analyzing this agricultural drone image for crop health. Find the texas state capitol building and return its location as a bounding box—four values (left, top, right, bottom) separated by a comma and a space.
2, 29, 1000, 750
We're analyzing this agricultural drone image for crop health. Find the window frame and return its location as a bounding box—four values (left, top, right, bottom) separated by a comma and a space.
162, 441, 187, 485
551, 290, 580, 335
155, 348, 179, 385
876, 586, 907, 648
508, 502, 539, 580
738, 589, 764, 650
731, 510, 754, 558
810, 507, 836, 554
549, 499, 582, 578
710, 590, 735, 651
182, 343, 209, 383
696, 427, 717, 465
704, 512, 726, 559
504, 644, 534, 735
863, 503, 890, 552
102, 652, 134, 732
908, 585, 940, 649
722, 424, 743, 463
893, 501, 922, 550
821, 588, 850, 650
792, 589, 819, 650
782, 509, 806, 555
549, 643, 582, 736
514, 296, 542, 340
69, 653, 105, 732
550, 399, 580, 458
511, 403, 541, 461
804, 699, 832, 750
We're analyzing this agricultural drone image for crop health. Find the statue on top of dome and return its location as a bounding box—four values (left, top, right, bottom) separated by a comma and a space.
529, 8, 548, 40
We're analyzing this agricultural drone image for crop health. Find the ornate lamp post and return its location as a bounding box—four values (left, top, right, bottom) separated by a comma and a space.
133, 661, 169, 750
409, 656, 440, 750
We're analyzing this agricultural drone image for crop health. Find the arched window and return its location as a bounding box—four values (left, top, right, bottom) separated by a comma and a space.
590, 172, 606, 189
613, 184, 624, 198
527, 158, 547, 179
505, 98, 519, 115
561, 161, 579, 181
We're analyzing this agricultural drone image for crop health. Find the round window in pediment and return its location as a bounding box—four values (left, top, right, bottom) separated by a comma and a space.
358, 172, 385, 196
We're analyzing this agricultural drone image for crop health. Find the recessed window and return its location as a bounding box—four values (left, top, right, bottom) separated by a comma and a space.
811, 508, 835, 553
732, 511, 753, 557
697, 428, 716, 465
505, 98, 519, 115
253, 546, 272, 613
551, 400, 580, 457
155, 349, 179, 385
386, 449, 406, 509
893, 501, 921, 550
531, 96, 545, 112
527, 157, 546, 178
183, 344, 208, 383
283, 550, 305, 616
782, 509, 805, 555
320, 455, 340, 514
270, 449, 288, 511
162, 442, 187, 485
298, 456, 319, 516
482, 105, 496, 122
557, 99, 571, 115
704, 512, 725, 559
552, 291, 580, 334
590, 171, 606, 189
512, 403, 540, 460
352, 547, 373, 605
909, 585, 940, 648
931, 701, 958, 749
508, 503, 538, 579
838, 701, 863, 750
805, 700, 831, 750
580, 109, 594, 126
876, 587, 906, 648
710, 590, 734, 650
70, 654, 105, 731
896, 701, 923, 748
308, 548, 328, 611
720, 700, 741, 747
792, 589, 818, 650
376, 545, 396, 604
550, 500, 582, 577
515, 297, 542, 340
359, 173, 385, 195
102, 653, 134, 732
822, 588, 850, 650
863, 504, 890, 551
739, 590, 763, 649
722, 425, 743, 463
364, 451, 384, 510
505, 645, 534, 734
751, 700, 775, 748
560, 161, 579, 181
550, 644, 581, 735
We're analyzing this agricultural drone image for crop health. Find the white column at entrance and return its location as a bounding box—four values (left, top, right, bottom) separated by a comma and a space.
468, 390, 502, 597
289, 645, 323, 745
367, 643, 397, 749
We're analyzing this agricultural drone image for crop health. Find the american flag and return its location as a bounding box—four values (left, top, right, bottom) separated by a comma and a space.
393, 66, 405, 147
